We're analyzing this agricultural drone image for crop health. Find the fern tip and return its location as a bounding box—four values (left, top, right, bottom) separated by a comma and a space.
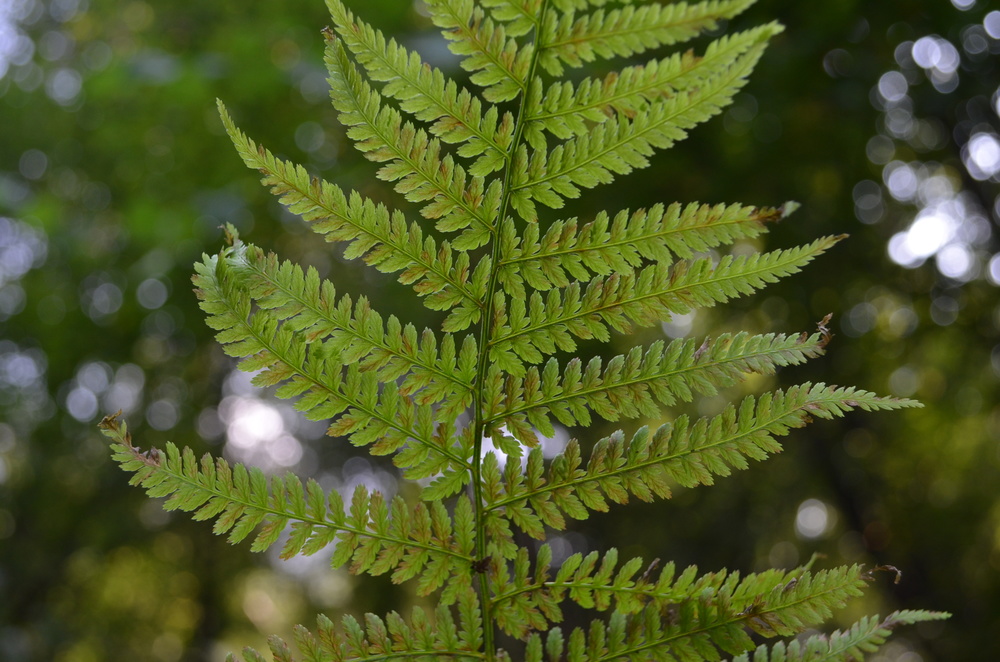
98, 409, 123, 433
222, 223, 240, 246
815, 313, 834, 349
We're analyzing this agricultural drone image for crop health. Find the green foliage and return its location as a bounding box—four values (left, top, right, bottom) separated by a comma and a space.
100, 0, 947, 659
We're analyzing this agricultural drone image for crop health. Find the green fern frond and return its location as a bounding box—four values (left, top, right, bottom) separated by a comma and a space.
537, 0, 756, 76
218, 102, 485, 327
99, 415, 474, 599
488, 331, 831, 444
229, 590, 485, 662
521, 565, 866, 661
228, 240, 476, 418
487, 383, 919, 532
525, 23, 781, 148
325, 36, 500, 250
496, 201, 789, 295
194, 248, 471, 482
326, 0, 515, 176
495, 550, 921, 645
497, 202, 790, 298
489, 237, 840, 372
425, 0, 533, 103
107, 0, 943, 658
511, 39, 772, 219
728, 610, 951, 662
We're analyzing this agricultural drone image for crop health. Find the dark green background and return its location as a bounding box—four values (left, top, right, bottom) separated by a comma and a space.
2, 0, 998, 660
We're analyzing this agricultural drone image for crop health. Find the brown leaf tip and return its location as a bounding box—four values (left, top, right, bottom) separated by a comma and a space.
816, 313, 834, 349
98, 409, 123, 431
864, 564, 903, 585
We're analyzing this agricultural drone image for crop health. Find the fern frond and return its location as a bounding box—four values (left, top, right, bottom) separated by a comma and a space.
489, 237, 841, 372
497, 201, 791, 298
122, 2, 940, 659
538, 0, 755, 76
521, 565, 867, 661
512, 39, 772, 219
229, 592, 485, 662
99, 415, 475, 600
728, 610, 951, 662
194, 248, 471, 483
489, 332, 832, 444
539, 0, 754, 76
228, 241, 476, 418
325, 36, 500, 251
424, 0, 533, 103
487, 383, 919, 530
218, 102, 485, 329
326, 0, 514, 176
526, 23, 780, 147
495, 550, 890, 641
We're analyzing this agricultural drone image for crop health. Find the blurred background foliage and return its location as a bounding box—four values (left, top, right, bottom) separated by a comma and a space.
1, 0, 999, 660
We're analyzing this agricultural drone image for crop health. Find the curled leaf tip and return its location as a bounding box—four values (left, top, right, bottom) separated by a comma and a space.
816, 313, 834, 349
98, 409, 123, 431
865, 564, 903, 585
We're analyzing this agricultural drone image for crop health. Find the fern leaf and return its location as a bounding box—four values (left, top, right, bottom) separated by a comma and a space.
324, 36, 499, 251
526, 23, 780, 146
487, 546, 559, 637
424, 0, 533, 103
482, 0, 543, 37
490, 237, 841, 371
115, 1, 939, 659
99, 415, 474, 599
194, 248, 471, 484
497, 201, 792, 298
524, 565, 867, 661
228, 240, 476, 418
728, 610, 951, 662
218, 102, 485, 328
496, 550, 878, 639
230, 592, 486, 662
511, 39, 773, 219
538, 0, 756, 76
488, 383, 919, 529
490, 332, 833, 444
326, 0, 515, 176
491, 546, 654, 635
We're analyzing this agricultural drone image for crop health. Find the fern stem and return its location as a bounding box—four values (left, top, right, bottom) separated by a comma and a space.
470, 1, 552, 658
492, 578, 683, 611
326, 653, 486, 662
